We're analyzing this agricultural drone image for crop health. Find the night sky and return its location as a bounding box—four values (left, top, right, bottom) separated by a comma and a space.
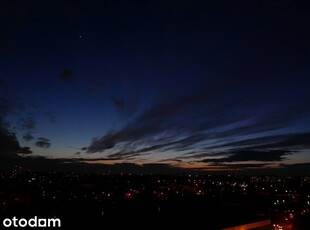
1, 0, 310, 174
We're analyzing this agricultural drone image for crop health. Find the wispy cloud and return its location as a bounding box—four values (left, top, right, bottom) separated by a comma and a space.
35, 137, 51, 149
23, 132, 34, 141
202, 149, 293, 163
86, 80, 310, 167
86, 80, 236, 155
18, 115, 36, 141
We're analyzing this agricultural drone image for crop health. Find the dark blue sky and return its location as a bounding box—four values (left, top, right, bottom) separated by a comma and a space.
1, 0, 310, 174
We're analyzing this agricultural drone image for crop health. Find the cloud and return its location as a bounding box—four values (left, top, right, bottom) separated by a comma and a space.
18, 115, 37, 140
35, 137, 51, 148
23, 132, 34, 141
176, 152, 213, 160
85, 74, 310, 172
202, 149, 293, 163
0, 119, 32, 169
1, 98, 309, 175
0, 92, 35, 171
208, 163, 269, 168
1, 96, 32, 159
74, 157, 123, 161
207, 132, 310, 152
87, 135, 116, 152
107, 144, 162, 159
0, 130, 32, 155
259, 133, 310, 149
1, 95, 39, 143
19, 116, 36, 130
86, 97, 203, 153
60, 69, 75, 81
210, 102, 310, 142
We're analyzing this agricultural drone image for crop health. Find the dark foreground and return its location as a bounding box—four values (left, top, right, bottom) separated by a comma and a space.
1, 171, 309, 229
